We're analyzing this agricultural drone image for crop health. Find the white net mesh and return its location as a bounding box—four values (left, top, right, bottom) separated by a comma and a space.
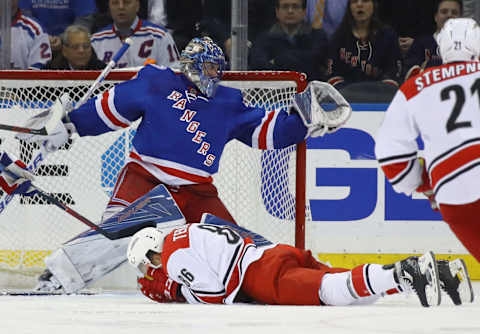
0, 70, 305, 286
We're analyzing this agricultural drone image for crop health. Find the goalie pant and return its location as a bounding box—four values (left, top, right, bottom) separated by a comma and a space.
375, 61, 480, 263
162, 223, 402, 305
45, 162, 237, 293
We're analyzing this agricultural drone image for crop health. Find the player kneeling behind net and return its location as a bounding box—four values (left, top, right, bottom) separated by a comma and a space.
376, 17, 480, 304
127, 215, 473, 307
1, 36, 351, 294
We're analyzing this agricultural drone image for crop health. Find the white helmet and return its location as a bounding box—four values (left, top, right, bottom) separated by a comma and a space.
127, 227, 166, 274
436, 18, 480, 64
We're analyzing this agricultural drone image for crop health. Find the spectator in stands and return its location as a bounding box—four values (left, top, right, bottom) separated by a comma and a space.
91, 0, 179, 68
326, 0, 402, 98
10, 0, 52, 69
249, 0, 328, 80
92, 0, 149, 33
306, 0, 348, 41
403, 0, 462, 81
165, 0, 203, 51
378, 0, 436, 57
45, 25, 106, 70
19, 0, 97, 54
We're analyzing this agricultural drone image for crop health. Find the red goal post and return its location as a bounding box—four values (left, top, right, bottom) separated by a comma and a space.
0, 69, 307, 285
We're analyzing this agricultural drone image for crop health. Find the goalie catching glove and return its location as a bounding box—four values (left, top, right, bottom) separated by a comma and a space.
0, 152, 36, 196
292, 81, 352, 137
15, 93, 76, 152
138, 267, 185, 303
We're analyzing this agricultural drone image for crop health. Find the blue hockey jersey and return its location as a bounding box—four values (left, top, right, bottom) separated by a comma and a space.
69, 65, 308, 185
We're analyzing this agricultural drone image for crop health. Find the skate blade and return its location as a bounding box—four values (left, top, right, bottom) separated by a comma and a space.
419, 251, 441, 307
450, 259, 474, 304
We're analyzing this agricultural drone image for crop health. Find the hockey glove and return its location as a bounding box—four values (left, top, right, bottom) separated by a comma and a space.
415, 158, 439, 211
16, 93, 74, 153
0, 152, 36, 196
138, 267, 184, 303
292, 81, 351, 138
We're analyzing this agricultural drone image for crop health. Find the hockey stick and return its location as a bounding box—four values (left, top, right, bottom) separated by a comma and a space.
76, 37, 133, 108
0, 37, 133, 135
0, 161, 184, 240
0, 162, 118, 239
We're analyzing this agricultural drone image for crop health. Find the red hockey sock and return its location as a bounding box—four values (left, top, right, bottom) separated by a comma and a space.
441, 201, 480, 263
440, 201, 480, 262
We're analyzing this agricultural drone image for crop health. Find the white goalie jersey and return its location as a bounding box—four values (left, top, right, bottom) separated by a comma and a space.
161, 223, 272, 304
375, 61, 480, 205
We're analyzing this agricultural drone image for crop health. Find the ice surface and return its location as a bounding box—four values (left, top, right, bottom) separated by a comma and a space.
1, 283, 480, 334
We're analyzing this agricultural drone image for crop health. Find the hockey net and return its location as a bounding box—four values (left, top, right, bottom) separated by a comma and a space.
0, 70, 306, 288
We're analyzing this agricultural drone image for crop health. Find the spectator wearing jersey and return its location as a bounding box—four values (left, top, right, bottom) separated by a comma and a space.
46, 25, 106, 70
10, 0, 52, 69
403, 0, 462, 81
326, 0, 402, 99
91, 0, 180, 68
19, 0, 97, 54
249, 0, 328, 80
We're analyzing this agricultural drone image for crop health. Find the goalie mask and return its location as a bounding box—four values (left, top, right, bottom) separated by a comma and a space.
436, 18, 480, 64
180, 36, 226, 97
127, 227, 166, 274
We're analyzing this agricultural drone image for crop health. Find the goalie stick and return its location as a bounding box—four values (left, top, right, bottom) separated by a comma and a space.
0, 38, 133, 212
0, 158, 184, 240
0, 38, 133, 136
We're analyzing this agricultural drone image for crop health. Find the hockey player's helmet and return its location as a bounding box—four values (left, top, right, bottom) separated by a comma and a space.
436, 18, 480, 63
180, 36, 226, 97
127, 227, 166, 274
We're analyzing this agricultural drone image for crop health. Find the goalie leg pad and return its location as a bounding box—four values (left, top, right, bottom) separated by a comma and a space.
45, 235, 131, 293
43, 184, 186, 293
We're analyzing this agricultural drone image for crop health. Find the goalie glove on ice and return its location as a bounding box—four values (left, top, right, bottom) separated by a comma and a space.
16, 93, 75, 152
138, 267, 184, 303
0, 152, 36, 196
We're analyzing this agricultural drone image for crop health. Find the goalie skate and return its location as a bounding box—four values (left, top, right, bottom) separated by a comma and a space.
386, 251, 441, 307
437, 259, 474, 305
33, 269, 63, 293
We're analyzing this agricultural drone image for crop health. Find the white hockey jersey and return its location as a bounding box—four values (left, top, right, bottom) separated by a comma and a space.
11, 10, 51, 69
161, 223, 272, 304
376, 61, 480, 205
91, 17, 180, 69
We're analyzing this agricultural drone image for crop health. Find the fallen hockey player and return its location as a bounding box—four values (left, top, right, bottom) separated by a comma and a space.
126, 214, 474, 307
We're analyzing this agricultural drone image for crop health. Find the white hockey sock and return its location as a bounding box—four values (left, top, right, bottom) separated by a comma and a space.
319, 264, 400, 306
349, 264, 401, 297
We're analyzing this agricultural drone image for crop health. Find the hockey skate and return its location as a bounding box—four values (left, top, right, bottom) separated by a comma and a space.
33, 269, 63, 293
385, 251, 441, 307
437, 259, 474, 305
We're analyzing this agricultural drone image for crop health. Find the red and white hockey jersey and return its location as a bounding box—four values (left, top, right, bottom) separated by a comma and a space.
91, 17, 179, 69
376, 61, 480, 205
161, 223, 274, 304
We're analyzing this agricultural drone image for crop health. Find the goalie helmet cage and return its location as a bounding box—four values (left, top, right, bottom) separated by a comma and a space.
0, 69, 307, 289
